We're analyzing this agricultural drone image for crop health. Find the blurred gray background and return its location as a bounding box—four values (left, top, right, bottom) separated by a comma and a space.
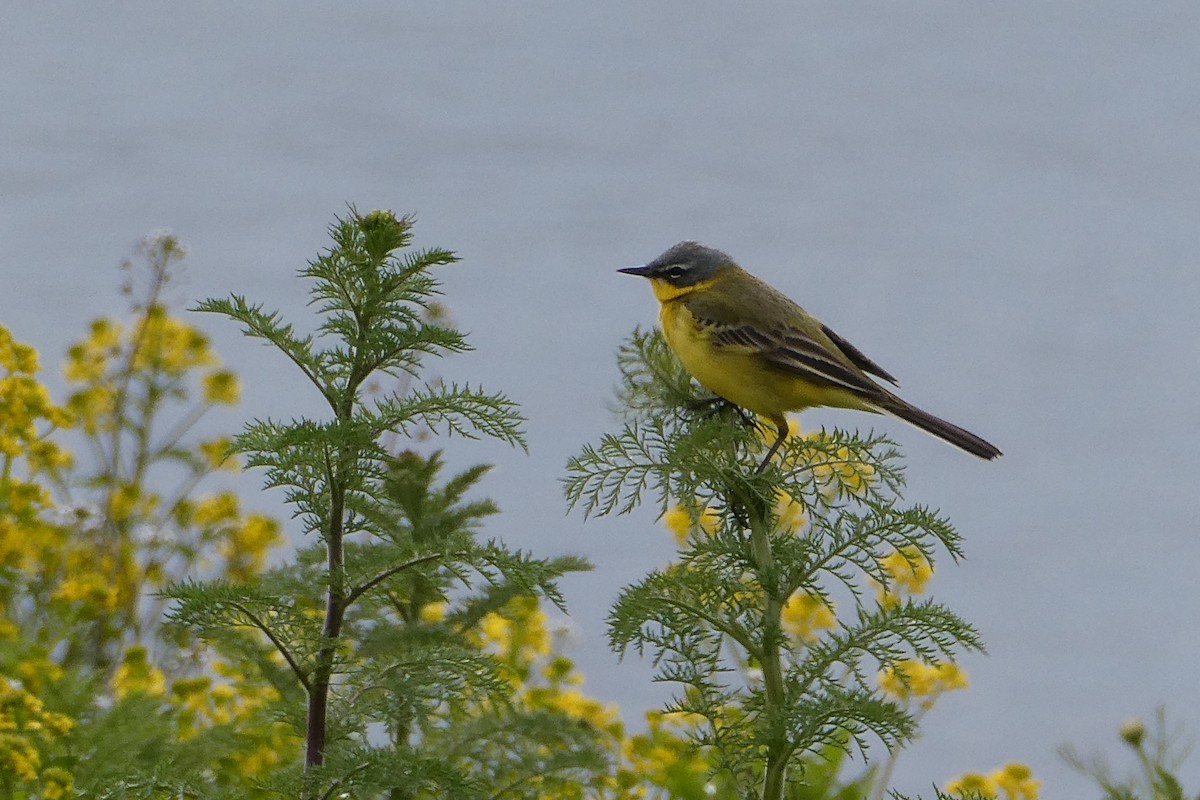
4, 2, 1199, 796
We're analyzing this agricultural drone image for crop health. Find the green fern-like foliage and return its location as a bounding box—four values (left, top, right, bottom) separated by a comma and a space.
164, 210, 596, 799
566, 328, 983, 800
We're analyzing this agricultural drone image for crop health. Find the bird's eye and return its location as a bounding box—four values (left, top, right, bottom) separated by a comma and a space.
665, 265, 688, 280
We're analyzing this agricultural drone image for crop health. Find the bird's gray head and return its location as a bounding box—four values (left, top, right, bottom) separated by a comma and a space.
617, 241, 735, 287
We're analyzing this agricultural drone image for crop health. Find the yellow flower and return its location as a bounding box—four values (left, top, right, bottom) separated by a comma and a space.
111, 645, 166, 698
53, 574, 119, 612
0, 732, 40, 780
945, 771, 998, 798
419, 601, 448, 623
40, 766, 75, 799
193, 491, 240, 526
991, 762, 1039, 800
202, 370, 241, 405
26, 438, 73, 472
878, 659, 968, 707
17, 659, 64, 695
662, 506, 692, 545
479, 611, 512, 649
662, 501, 719, 545
88, 318, 122, 351
875, 546, 934, 607
107, 484, 140, 523
198, 437, 234, 469
11, 343, 39, 374
62, 347, 104, 383
133, 307, 216, 374
773, 489, 807, 532
934, 662, 969, 691
781, 592, 837, 641
41, 712, 74, 738
221, 514, 281, 579
513, 600, 552, 659
65, 384, 116, 435
831, 445, 876, 495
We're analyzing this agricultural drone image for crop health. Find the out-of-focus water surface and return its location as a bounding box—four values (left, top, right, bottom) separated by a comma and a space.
4, 3, 1199, 795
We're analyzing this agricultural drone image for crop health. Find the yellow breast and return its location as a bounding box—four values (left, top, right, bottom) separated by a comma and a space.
657, 297, 871, 419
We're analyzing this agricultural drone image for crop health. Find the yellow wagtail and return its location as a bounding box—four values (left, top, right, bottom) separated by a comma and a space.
618, 241, 1001, 471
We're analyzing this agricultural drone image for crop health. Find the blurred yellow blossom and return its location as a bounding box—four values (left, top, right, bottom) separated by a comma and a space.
945, 763, 1038, 800
202, 369, 241, 405
945, 771, 998, 798
419, 601, 448, 623
198, 437, 237, 470
833, 444, 876, 495
112, 645, 167, 698
40, 766, 75, 799
875, 545, 934, 607
781, 591, 837, 641
17, 659, 64, 695
0, 732, 40, 780
132, 306, 216, 374
662, 501, 719, 545
792, 426, 877, 497
65, 384, 116, 435
773, 489, 807, 532
53, 573, 120, 612
617, 709, 711, 797
193, 491, 240, 526
991, 762, 1040, 800
479, 611, 513, 650
0, 681, 75, 786
878, 660, 968, 709
220, 514, 281, 580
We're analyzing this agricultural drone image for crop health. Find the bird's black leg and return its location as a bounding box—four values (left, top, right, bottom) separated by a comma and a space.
687, 396, 728, 416
755, 417, 789, 474
688, 396, 757, 428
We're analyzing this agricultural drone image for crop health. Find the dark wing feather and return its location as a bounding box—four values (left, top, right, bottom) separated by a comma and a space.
685, 288, 887, 400
820, 323, 899, 386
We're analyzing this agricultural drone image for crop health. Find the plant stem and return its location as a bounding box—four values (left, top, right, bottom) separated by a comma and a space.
749, 499, 788, 800
304, 461, 347, 779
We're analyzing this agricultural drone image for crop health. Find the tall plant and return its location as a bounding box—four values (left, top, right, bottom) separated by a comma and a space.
168, 210, 589, 798
566, 329, 983, 800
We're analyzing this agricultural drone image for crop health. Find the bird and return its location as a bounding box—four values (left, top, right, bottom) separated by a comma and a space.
617, 241, 1001, 472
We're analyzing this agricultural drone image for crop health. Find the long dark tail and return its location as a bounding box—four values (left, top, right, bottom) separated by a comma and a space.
878, 395, 1002, 460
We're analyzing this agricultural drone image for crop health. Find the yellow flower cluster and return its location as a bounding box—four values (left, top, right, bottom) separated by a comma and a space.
875, 545, 934, 608
112, 644, 167, 698
131, 306, 216, 374
0, 680, 75, 785
781, 591, 837, 642
615, 710, 710, 799
40, 766, 75, 799
662, 502, 720, 546
808, 445, 877, 497
944, 762, 1040, 799
198, 437, 238, 470
202, 369, 241, 406
774, 488, 807, 532
475, 597, 623, 736
476, 596, 555, 675
170, 661, 294, 776
0, 325, 74, 475
106, 481, 159, 523
418, 600, 448, 623
63, 308, 242, 437
878, 659, 968, 710
52, 569, 121, 612
776, 420, 877, 497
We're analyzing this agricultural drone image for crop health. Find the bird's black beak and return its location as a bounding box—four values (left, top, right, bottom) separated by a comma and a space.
617, 264, 654, 277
